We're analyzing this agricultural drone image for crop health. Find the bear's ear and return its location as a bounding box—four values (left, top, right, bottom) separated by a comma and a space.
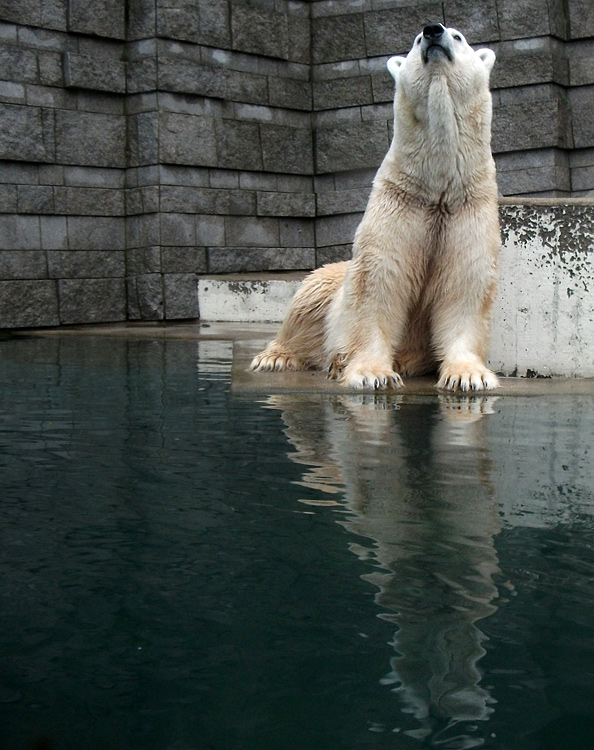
387, 56, 406, 84
476, 48, 496, 74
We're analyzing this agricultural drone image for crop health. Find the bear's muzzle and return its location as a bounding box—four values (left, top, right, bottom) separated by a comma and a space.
421, 23, 454, 63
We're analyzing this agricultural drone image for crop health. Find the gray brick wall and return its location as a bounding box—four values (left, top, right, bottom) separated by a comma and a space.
0, 0, 592, 327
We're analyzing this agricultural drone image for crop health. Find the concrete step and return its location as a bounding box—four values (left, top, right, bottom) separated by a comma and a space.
198, 273, 305, 323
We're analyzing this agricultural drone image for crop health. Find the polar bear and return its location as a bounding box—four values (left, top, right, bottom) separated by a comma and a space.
251, 24, 500, 392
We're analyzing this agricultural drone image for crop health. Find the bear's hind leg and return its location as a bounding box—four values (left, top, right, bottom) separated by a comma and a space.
250, 341, 307, 372
250, 262, 349, 374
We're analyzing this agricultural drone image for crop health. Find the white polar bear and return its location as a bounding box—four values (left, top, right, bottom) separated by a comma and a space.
251, 24, 501, 392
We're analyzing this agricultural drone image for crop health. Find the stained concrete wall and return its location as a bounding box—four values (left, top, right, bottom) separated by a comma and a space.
491, 199, 594, 377
0, 0, 593, 329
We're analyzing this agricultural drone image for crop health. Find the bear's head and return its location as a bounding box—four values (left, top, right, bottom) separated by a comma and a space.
387, 24, 495, 99
383, 24, 497, 186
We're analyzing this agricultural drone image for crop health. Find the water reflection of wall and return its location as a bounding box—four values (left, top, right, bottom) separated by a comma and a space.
263, 392, 594, 744
486, 397, 594, 528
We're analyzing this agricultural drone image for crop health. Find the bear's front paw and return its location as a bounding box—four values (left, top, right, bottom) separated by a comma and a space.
340, 365, 404, 391
437, 363, 499, 392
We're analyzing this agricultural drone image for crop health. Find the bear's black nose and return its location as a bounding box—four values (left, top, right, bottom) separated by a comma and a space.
423, 24, 445, 40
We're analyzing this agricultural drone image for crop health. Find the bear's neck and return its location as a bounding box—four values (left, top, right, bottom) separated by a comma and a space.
384, 78, 494, 205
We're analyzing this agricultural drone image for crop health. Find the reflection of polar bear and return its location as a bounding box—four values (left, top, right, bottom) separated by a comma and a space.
264, 392, 502, 737
252, 24, 500, 392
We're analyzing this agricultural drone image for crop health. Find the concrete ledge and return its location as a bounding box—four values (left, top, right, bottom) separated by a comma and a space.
231, 339, 594, 397
498, 198, 594, 206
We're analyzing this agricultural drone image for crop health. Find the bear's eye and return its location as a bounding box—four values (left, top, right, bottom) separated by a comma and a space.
416, 37, 421, 45
452, 34, 462, 42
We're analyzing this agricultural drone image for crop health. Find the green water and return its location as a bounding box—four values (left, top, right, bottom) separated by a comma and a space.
1, 336, 594, 750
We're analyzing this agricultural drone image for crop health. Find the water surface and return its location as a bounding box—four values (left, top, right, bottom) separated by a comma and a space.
1, 336, 594, 749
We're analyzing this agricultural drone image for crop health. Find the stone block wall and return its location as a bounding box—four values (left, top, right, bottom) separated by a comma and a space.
0, 0, 593, 327
0, 0, 128, 327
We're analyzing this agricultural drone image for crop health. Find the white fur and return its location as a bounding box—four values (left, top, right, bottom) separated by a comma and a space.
251, 26, 501, 392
